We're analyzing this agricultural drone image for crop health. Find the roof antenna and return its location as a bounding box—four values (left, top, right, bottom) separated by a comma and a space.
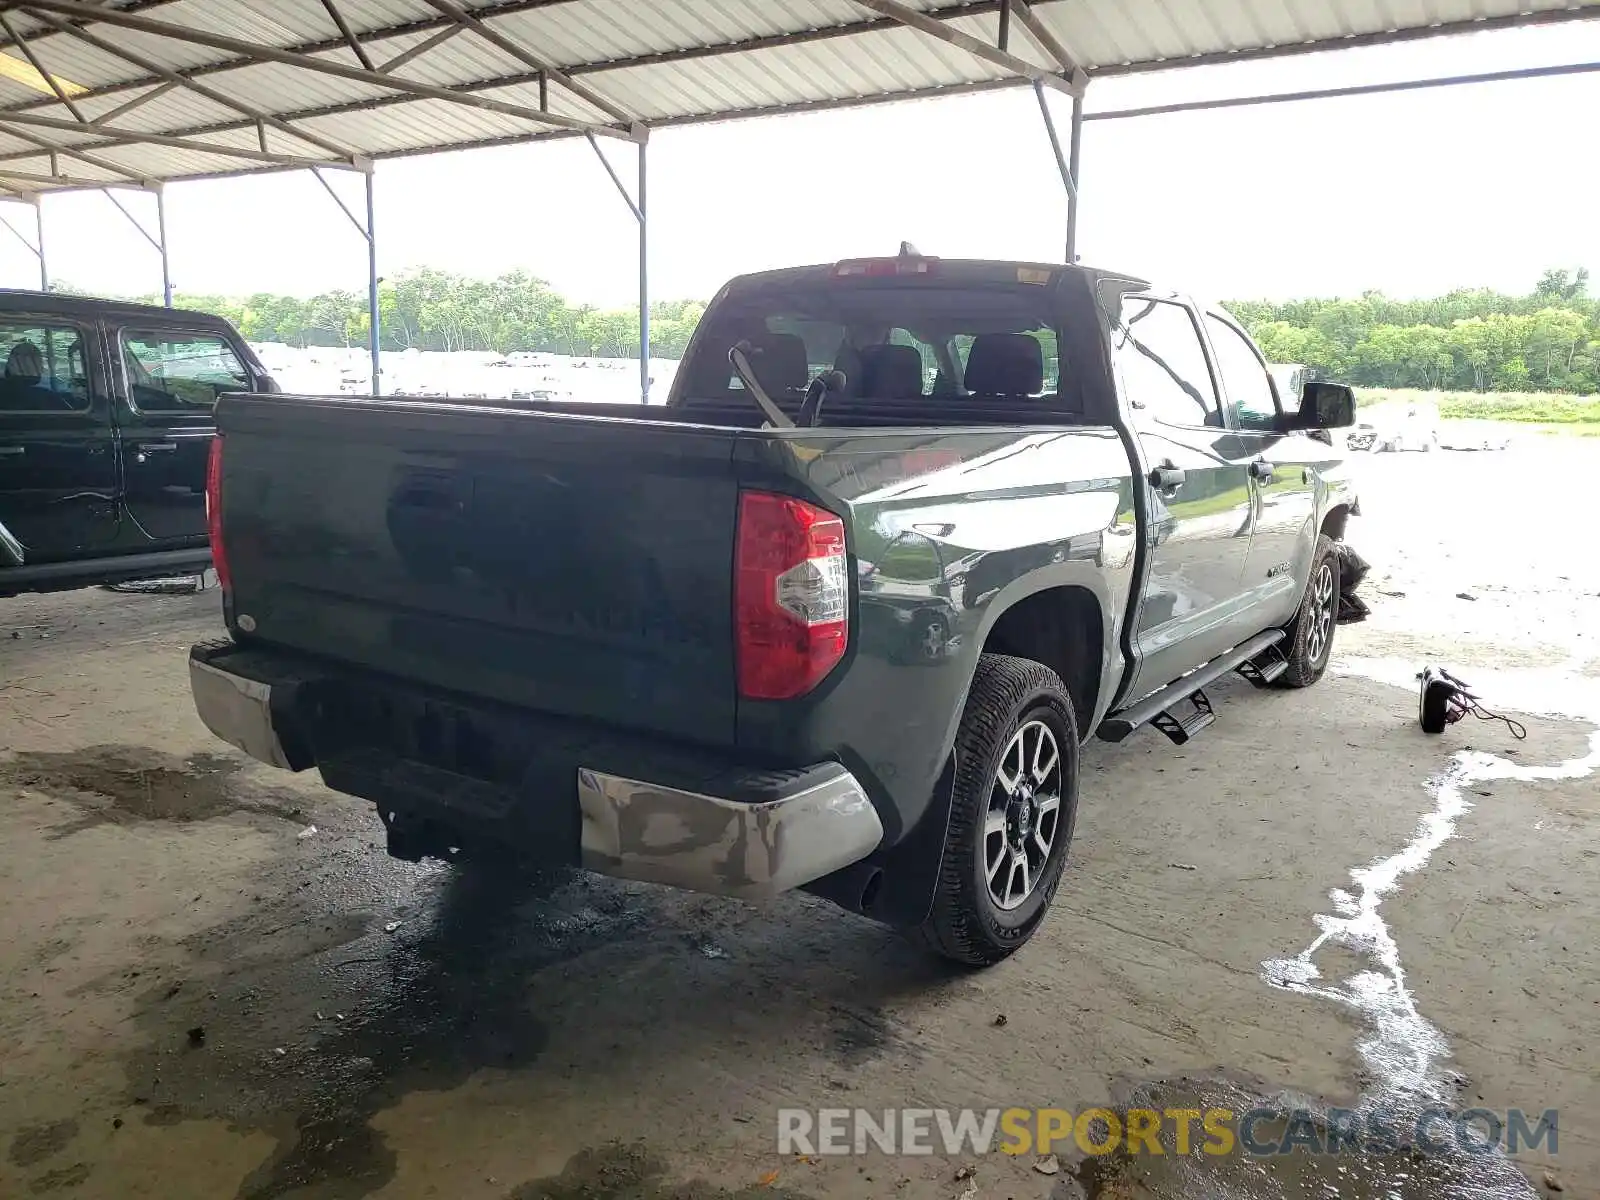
898, 241, 921, 257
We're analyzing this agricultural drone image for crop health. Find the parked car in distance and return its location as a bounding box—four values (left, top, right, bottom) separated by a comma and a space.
1373, 401, 1440, 452
1344, 421, 1378, 452
190, 254, 1360, 966
1, 290, 275, 597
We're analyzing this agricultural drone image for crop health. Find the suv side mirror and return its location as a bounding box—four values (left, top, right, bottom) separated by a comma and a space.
1281, 381, 1355, 431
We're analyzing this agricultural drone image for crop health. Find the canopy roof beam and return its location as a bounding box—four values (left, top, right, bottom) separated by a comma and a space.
1010, 0, 1086, 91
0, 108, 352, 168
851, 0, 1080, 97
419, 0, 635, 125
0, 11, 88, 121
318, 0, 376, 71
21, 7, 362, 163
0, 121, 144, 181
11, 0, 638, 141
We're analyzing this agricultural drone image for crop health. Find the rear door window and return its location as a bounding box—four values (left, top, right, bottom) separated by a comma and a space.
122, 331, 250, 412
0, 320, 92, 414
1113, 299, 1221, 429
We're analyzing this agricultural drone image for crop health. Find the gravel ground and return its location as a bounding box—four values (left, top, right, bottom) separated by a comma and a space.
1, 436, 1596, 1200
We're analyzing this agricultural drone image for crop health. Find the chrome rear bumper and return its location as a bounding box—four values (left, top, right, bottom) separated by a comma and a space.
190, 648, 882, 898
190, 655, 296, 769
577, 767, 882, 899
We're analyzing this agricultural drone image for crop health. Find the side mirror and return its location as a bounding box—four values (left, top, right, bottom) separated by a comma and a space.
1284, 381, 1355, 431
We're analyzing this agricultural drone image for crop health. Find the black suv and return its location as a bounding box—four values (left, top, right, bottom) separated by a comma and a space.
0, 290, 274, 597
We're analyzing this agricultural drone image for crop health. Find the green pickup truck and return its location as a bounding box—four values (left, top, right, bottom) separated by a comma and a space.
189, 255, 1358, 965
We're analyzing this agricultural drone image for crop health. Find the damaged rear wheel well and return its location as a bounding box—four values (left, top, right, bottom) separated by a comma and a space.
981, 587, 1101, 739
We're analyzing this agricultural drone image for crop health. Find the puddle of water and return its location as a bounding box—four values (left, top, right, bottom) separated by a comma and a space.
119, 864, 663, 1200
0, 746, 304, 833
7, 1119, 78, 1168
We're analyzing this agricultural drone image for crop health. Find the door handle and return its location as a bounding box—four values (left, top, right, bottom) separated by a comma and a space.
1248, 460, 1274, 482
1148, 464, 1186, 490
0, 445, 23, 457
133, 441, 178, 464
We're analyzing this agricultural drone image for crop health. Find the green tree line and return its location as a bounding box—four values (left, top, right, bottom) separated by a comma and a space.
71, 264, 1600, 392
75, 268, 706, 360
1225, 268, 1598, 395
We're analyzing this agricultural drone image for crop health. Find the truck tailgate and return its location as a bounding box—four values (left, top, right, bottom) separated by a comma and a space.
217, 394, 740, 746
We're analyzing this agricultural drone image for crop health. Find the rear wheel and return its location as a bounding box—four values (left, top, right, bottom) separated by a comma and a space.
912, 654, 1080, 966
1272, 535, 1339, 689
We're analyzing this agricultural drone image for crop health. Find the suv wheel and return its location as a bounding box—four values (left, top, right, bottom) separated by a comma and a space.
912, 654, 1080, 966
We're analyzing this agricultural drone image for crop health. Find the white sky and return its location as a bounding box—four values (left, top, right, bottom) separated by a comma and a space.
5, 21, 1598, 307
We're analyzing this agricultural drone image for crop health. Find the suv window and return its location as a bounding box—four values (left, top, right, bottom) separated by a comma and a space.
1113, 298, 1220, 428
0, 320, 91, 414
1205, 315, 1279, 432
123, 331, 249, 412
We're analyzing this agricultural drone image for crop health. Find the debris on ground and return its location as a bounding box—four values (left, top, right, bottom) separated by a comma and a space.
700, 943, 727, 959
1334, 543, 1373, 623
296, 824, 318, 839
383, 920, 403, 933
1034, 1153, 1060, 1175
1544, 1172, 1564, 1192
954, 1163, 975, 1181
957, 1182, 978, 1200
1456, 590, 1478, 601
185, 1026, 205, 1048
992, 1013, 1008, 1027
1168, 862, 1198, 871
757, 1168, 779, 1186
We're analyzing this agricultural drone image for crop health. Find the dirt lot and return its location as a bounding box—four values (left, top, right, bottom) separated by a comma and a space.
2, 437, 1597, 1200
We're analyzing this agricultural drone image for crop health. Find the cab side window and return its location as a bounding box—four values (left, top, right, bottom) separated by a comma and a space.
1113, 299, 1221, 428
122, 331, 250, 412
1205, 316, 1279, 432
0, 321, 91, 414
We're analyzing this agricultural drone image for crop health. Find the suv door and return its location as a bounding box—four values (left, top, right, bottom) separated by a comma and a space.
1111, 294, 1257, 699
1202, 312, 1320, 630
0, 314, 118, 565
113, 325, 247, 547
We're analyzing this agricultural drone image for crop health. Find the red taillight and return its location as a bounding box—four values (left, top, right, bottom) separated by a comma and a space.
205, 435, 230, 591
735, 491, 848, 701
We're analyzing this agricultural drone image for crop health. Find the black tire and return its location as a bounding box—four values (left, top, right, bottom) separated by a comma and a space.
911, 653, 1080, 966
1272, 534, 1339, 689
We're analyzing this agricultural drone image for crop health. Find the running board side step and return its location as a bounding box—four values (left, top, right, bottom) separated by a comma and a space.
1236, 645, 1289, 688
1096, 630, 1287, 744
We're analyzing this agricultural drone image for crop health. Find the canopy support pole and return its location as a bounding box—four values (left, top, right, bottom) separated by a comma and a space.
586, 126, 652, 403
1067, 87, 1083, 263
365, 168, 379, 396
155, 184, 172, 306
312, 161, 380, 394
102, 185, 173, 303
1034, 80, 1085, 263
638, 138, 649, 404
0, 196, 47, 291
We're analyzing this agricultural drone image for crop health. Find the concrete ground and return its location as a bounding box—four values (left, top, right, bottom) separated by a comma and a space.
2, 437, 1596, 1200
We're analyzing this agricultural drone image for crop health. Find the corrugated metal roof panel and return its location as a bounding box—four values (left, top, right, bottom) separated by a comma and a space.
0, 0, 1593, 192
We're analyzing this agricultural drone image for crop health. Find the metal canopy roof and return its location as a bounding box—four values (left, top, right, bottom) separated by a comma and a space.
0, 0, 1596, 195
